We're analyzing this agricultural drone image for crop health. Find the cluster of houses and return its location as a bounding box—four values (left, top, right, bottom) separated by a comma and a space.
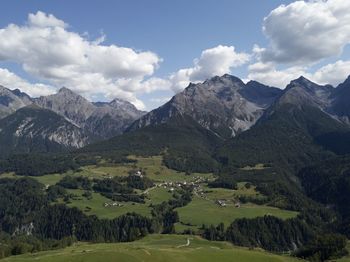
157, 180, 192, 192
194, 186, 210, 200
157, 176, 211, 192
216, 200, 227, 207
134, 170, 143, 178
101, 170, 144, 180
215, 199, 241, 208
103, 202, 124, 207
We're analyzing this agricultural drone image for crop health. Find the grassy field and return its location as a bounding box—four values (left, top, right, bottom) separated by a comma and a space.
2, 234, 301, 262
0, 156, 212, 184
174, 182, 297, 230
1, 172, 66, 186
176, 195, 298, 230
65, 187, 173, 219
202, 182, 265, 200
76, 155, 213, 182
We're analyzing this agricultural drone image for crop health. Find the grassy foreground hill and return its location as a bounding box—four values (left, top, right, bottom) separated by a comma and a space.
1, 234, 299, 262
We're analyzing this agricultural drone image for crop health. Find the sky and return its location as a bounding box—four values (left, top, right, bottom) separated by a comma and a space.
1, 0, 350, 110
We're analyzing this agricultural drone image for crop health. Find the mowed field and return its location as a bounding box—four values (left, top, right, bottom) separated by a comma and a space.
1, 234, 301, 262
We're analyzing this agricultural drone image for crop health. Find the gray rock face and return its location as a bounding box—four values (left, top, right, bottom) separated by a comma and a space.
34, 87, 145, 139
0, 105, 90, 156
277, 76, 333, 110
0, 85, 145, 154
330, 76, 350, 124
34, 87, 96, 127
129, 74, 282, 138
85, 98, 146, 138
270, 76, 350, 126
0, 86, 32, 119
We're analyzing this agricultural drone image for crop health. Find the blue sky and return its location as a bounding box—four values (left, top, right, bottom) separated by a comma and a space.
0, 0, 350, 110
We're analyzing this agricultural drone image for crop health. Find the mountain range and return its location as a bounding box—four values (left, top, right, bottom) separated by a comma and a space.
83, 74, 350, 177
1, 74, 350, 164
0, 86, 145, 156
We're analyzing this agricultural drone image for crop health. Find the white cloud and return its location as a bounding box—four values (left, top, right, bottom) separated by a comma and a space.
247, 62, 306, 87
261, 0, 350, 64
0, 68, 55, 97
0, 11, 163, 109
150, 97, 172, 104
169, 45, 250, 92
247, 0, 350, 88
28, 11, 67, 28
311, 60, 350, 86
247, 59, 350, 88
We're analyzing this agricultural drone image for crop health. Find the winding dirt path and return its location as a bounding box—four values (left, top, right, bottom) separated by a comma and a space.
177, 238, 191, 248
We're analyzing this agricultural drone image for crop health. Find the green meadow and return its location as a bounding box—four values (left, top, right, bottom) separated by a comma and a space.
64, 187, 173, 219
176, 195, 298, 230
1, 234, 301, 262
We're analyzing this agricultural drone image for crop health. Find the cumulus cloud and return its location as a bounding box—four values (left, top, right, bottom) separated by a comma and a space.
246, 0, 350, 88
247, 59, 350, 88
149, 96, 172, 104
169, 45, 250, 92
261, 0, 350, 64
0, 68, 55, 97
0, 11, 163, 109
247, 62, 307, 87
311, 60, 350, 86
28, 11, 67, 28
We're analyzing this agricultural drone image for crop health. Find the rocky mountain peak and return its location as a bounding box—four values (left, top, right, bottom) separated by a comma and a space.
202, 74, 245, 89
110, 98, 133, 108
58, 86, 76, 95
336, 75, 350, 90
330, 75, 350, 122
288, 76, 317, 92
344, 75, 350, 85
0, 86, 32, 119
11, 88, 31, 99
0, 85, 7, 92
278, 76, 333, 109
291, 75, 310, 84
129, 74, 280, 138
33, 87, 145, 138
55, 87, 89, 103
288, 76, 333, 93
